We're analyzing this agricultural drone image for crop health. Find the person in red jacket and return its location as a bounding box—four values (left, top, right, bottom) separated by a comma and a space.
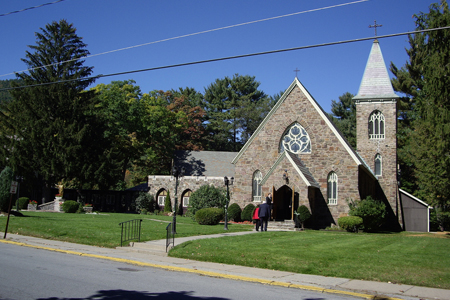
252, 205, 260, 231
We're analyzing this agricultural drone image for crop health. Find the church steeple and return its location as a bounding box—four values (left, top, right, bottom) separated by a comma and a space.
354, 40, 399, 224
353, 40, 398, 101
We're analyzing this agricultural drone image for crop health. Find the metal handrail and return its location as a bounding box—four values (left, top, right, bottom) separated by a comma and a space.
119, 219, 142, 247
166, 222, 174, 252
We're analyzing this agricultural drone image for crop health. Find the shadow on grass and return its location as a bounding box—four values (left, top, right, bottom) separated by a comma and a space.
37, 289, 229, 300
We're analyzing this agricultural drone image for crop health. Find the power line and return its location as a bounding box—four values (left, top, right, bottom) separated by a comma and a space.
2, 26, 449, 92
0, 0, 66, 17
0, 0, 368, 78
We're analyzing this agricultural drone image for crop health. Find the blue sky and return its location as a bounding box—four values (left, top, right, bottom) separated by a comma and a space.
1, 0, 435, 112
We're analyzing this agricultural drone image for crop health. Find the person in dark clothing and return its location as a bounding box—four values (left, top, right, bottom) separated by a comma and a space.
258, 193, 272, 231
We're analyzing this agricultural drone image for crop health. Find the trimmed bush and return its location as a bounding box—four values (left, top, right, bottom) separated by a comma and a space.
348, 196, 386, 232
62, 200, 80, 213
296, 205, 312, 229
135, 192, 155, 214
241, 203, 255, 221
17, 197, 30, 210
195, 207, 224, 225
227, 203, 242, 222
338, 216, 363, 232
188, 185, 227, 217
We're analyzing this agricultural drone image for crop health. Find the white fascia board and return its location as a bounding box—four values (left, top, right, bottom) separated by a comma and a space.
284, 151, 315, 187
399, 189, 431, 208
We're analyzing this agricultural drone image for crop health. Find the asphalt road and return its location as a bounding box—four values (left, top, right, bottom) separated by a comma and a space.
0, 242, 356, 300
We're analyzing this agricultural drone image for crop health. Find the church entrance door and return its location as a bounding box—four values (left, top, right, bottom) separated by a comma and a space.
273, 185, 299, 221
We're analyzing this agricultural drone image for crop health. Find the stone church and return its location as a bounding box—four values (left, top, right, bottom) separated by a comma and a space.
148, 40, 404, 230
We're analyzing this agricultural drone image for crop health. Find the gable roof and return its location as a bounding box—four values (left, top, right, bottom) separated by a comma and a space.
174, 150, 237, 177
353, 40, 399, 101
231, 77, 366, 168
260, 150, 320, 188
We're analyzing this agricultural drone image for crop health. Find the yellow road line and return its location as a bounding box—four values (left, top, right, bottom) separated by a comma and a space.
0, 239, 404, 300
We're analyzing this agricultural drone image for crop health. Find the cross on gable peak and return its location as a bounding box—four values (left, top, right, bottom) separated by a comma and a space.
294, 68, 300, 78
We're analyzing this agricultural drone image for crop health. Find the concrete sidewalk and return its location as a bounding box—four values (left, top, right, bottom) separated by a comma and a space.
1, 231, 448, 300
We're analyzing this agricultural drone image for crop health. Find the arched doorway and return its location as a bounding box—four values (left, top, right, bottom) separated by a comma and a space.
273, 185, 299, 221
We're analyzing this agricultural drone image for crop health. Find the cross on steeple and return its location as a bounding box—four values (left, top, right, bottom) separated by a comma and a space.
294, 68, 300, 78
369, 20, 382, 37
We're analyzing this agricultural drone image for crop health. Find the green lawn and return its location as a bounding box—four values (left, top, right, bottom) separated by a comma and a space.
169, 230, 450, 289
0, 211, 252, 248
2, 211, 449, 289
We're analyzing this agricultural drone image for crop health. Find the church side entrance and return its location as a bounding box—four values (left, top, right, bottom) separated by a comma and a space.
272, 185, 299, 221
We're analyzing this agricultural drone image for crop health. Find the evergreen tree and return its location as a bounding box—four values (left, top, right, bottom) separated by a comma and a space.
328, 92, 356, 148
204, 74, 270, 151
390, 1, 450, 211
0, 166, 13, 212
0, 20, 110, 190
164, 190, 172, 213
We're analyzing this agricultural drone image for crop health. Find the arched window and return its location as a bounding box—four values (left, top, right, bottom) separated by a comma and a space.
157, 190, 167, 206
374, 154, 382, 176
182, 190, 192, 207
279, 123, 311, 154
368, 111, 385, 139
252, 170, 263, 202
327, 172, 338, 205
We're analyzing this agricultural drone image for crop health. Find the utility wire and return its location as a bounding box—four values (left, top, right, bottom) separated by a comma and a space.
2, 26, 449, 92
0, 0, 66, 17
0, 0, 368, 78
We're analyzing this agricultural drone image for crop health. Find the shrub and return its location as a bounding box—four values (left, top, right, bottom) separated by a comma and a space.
17, 197, 30, 210
62, 200, 80, 213
188, 185, 227, 217
348, 196, 386, 232
135, 192, 155, 213
295, 205, 312, 229
0, 166, 13, 212
227, 203, 242, 222
338, 216, 363, 232
241, 203, 255, 221
164, 191, 172, 213
195, 207, 224, 225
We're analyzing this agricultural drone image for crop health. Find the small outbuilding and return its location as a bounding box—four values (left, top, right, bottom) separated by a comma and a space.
399, 189, 432, 232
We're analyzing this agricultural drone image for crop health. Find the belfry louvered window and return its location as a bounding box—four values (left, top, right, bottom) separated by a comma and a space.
368, 111, 385, 139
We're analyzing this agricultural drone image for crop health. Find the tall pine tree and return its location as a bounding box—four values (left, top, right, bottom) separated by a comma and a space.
390, 1, 450, 211
0, 20, 111, 191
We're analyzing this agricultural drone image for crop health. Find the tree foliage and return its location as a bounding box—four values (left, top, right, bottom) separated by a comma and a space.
390, 1, 450, 210
328, 92, 356, 148
0, 20, 110, 190
204, 74, 272, 151
0, 166, 13, 212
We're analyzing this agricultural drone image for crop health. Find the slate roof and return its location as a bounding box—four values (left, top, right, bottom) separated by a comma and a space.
173, 150, 237, 177
353, 40, 399, 100
285, 151, 320, 188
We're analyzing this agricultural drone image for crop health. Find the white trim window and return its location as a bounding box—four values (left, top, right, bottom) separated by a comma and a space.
252, 170, 263, 202
182, 190, 191, 207
374, 153, 382, 177
157, 190, 167, 206
368, 111, 385, 139
327, 172, 338, 205
279, 123, 311, 154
